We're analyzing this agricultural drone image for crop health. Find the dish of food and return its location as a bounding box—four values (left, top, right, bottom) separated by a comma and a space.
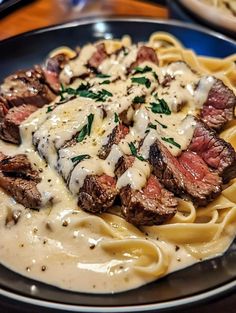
0, 19, 236, 312
180, 0, 236, 36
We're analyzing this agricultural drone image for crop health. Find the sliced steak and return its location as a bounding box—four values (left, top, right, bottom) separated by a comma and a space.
0, 97, 9, 120
201, 78, 235, 130
0, 104, 38, 144
115, 155, 177, 226
88, 43, 108, 70
78, 174, 117, 213
44, 53, 69, 92
98, 124, 129, 159
68, 124, 127, 213
149, 140, 222, 206
0, 153, 41, 208
131, 46, 158, 69
189, 119, 236, 183
0, 67, 55, 108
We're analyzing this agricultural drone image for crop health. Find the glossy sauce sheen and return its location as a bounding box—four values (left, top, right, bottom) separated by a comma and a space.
0, 46, 228, 293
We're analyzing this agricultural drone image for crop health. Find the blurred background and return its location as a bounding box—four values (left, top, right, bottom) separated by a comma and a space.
0, 0, 235, 41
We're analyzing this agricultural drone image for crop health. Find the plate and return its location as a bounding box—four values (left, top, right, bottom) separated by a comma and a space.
171, 0, 236, 38
0, 18, 236, 312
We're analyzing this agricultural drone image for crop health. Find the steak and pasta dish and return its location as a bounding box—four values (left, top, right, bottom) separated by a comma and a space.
0, 32, 235, 293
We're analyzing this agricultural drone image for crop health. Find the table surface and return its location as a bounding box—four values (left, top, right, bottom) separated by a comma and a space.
0, 0, 235, 312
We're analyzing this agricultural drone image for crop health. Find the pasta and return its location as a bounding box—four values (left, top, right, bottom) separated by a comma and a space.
0, 32, 235, 294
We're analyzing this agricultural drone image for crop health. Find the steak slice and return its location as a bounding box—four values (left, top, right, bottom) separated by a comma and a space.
116, 155, 177, 225
149, 140, 222, 206
88, 43, 108, 70
0, 67, 55, 107
44, 53, 69, 92
0, 104, 38, 144
0, 153, 41, 208
78, 174, 117, 213
201, 78, 235, 130
130, 46, 158, 69
189, 119, 236, 183
98, 123, 129, 159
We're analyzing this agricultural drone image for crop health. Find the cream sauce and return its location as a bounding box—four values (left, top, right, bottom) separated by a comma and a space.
0, 41, 232, 294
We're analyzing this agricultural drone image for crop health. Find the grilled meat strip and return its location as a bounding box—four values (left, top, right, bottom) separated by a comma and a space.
115, 155, 177, 226
0, 67, 55, 108
130, 46, 158, 69
88, 43, 108, 70
78, 174, 117, 213
0, 104, 38, 144
201, 78, 236, 130
0, 153, 41, 208
149, 140, 222, 207
189, 119, 236, 183
68, 123, 129, 213
98, 124, 129, 159
0, 67, 57, 144
44, 53, 69, 92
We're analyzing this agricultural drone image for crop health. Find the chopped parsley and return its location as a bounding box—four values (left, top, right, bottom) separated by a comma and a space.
128, 142, 145, 161
114, 112, 119, 123
76, 125, 87, 143
155, 119, 167, 129
96, 74, 111, 78
161, 137, 181, 149
99, 80, 110, 85
131, 76, 151, 88
76, 113, 94, 142
133, 66, 152, 74
132, 95, 146, 104
71, 154, 90, 164
152, 71, 159, 81
148, 122, 157, 130
87, 113, 94, 136
46, 106, 53, 113
150, 98, 171, 115
59, 83, 112, 102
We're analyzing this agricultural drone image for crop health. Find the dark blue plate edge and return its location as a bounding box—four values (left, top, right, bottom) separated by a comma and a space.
0, 16, 236, 47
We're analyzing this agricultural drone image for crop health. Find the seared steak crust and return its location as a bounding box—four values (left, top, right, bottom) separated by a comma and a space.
120, 175, 177, 226
149, 141, 222, 206
0, 154, 41, 208
201, 78, 235, 130
0, 104, 38, 144
78, 174, 117, 213
189, 119, 236, 183
115, 155, 177, 225
0, 67, 55, 108
44, 53, 69, 92
98, 124, 129, 159
131, 46, 158, 69
88, 43, 108, 70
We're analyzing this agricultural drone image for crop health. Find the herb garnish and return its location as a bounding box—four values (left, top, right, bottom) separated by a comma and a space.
76, 113, 94, 142
96, 74, 111, 78
114, 112, 119, 123
131, 77, 151, 88
59, 83, 112, 102
132, 95, 146, 104
161, 137, 181, 149
148, 122, 157, 130
46, 106, 53, 113
71, 154, 90, 164
133, 66, 152, 74
155, 119, 167, 129
87, 113, 94, 136
150, 98, 171, 115
99, 80, 110, 85
152, 71, 159, 81
128, 142, 145, 161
